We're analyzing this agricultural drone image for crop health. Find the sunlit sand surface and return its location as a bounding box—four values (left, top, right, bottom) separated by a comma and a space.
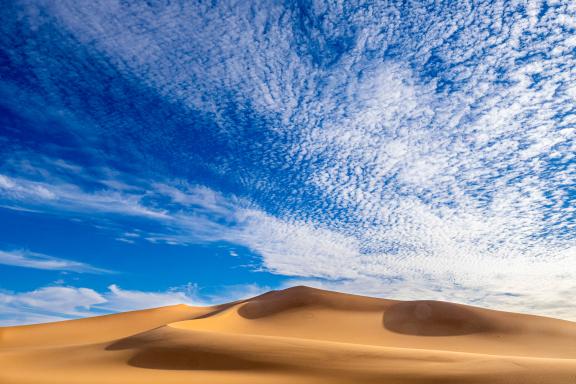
2, 286, 575, 383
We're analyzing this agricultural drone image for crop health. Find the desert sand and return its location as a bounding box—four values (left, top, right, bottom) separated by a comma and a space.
1, 286, 575, 383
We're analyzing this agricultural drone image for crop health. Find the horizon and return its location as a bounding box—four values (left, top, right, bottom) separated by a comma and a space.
4, 284, 574, 327
1, 1, 575, 326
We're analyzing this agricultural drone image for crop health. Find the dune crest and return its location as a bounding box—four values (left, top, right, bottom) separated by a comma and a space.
1, 286, 575, 383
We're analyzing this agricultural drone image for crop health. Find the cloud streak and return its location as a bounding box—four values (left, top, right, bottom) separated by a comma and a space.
0, 249, 112, 274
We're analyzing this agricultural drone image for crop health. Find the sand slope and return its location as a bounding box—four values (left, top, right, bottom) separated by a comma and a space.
1, 286, 575, 383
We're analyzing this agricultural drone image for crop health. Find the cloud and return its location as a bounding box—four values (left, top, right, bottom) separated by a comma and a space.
0, 173, 168, 220
1, 1, 575, 321
0, 286, 107, 325
0, 285, 192, 326
42, 0, 573, 266
0, 249, 112, 274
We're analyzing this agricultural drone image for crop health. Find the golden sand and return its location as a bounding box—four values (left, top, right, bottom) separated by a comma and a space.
1, 286, 575, 383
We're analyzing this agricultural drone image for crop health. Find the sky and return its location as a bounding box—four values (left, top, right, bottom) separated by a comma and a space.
0, 0, 575, 325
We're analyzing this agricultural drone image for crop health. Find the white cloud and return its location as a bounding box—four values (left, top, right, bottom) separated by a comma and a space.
0, 249, 111, 273
0, 286, 107, 325
0, 173, 167, 219
0, 285, 190, 325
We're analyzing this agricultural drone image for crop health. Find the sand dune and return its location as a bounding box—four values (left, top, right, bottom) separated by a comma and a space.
1, 286, 575, 383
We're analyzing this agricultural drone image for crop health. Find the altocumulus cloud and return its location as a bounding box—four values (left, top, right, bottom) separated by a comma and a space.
1, 1, 575, 320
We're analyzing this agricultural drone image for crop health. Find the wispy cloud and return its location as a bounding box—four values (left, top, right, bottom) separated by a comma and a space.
0, 173, 167, 220
0, 249, 112, 274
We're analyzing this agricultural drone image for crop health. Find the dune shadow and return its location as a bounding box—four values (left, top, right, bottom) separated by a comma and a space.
383, 301, 494, 336
238, 298, 307, 319
126, 347, 282, 371
238, 287, 323, 319
107, 329, 287, 371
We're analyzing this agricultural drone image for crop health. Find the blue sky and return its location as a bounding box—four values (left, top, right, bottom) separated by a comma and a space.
1, 0, 575, 325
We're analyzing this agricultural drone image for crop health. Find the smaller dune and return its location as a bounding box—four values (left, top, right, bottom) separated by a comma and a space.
0, 304, 212, 348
